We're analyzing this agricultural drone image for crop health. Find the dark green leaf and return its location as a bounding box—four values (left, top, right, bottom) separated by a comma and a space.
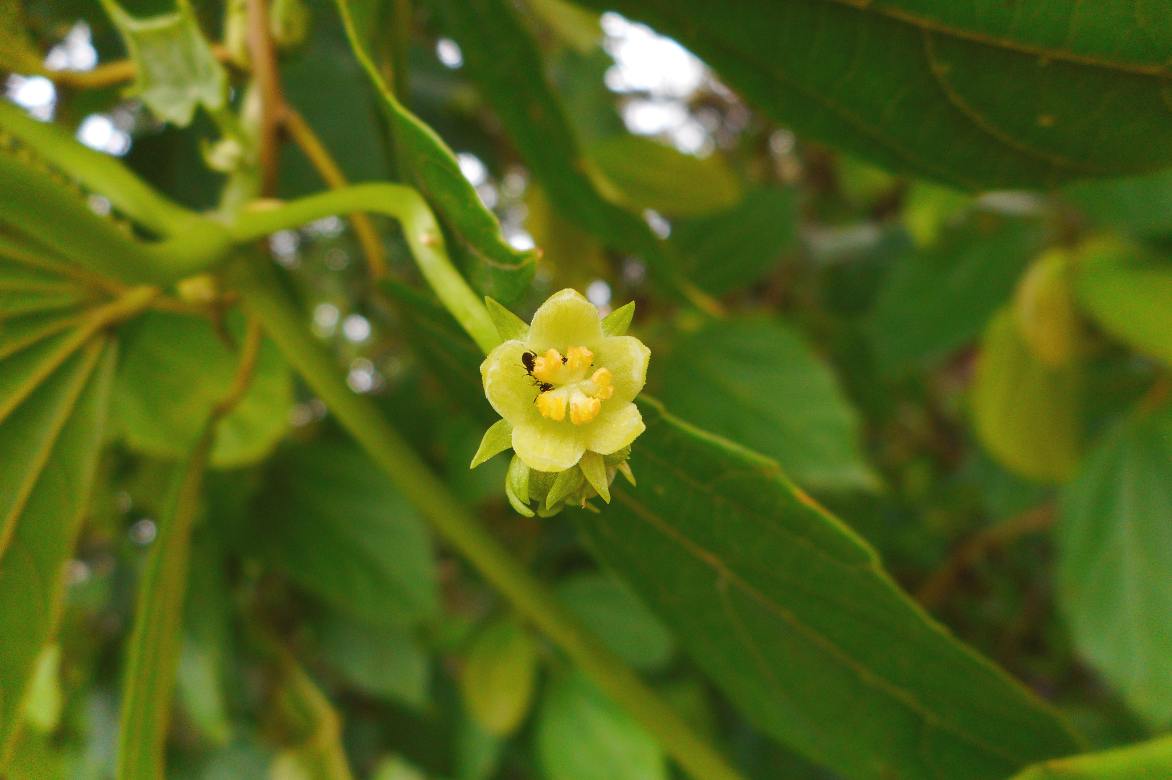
1058, 405, 1172, 727
536, 670, 666, 780
429, 0, 702, 304
335, 0, 536, 303
1063, 170, 1172, 239
867, 215, 1045, 373
573, 0, 1172, 189
256, 437, 439, 627
577, 398, 1081, 779
555, 572, 675, 671
670, 187, 797, 296
657, 317, 875, 491
318, 615, 430, 710
1009, 735, 1172, 780
113, 311, 292, 468
460, 618, 538, 737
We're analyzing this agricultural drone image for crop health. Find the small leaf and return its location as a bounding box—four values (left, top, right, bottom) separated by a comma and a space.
1073, 244, 1172, 366
470, 419, 513, 469
1009, 735, 1172, 780
1058, 405, 1172, 727
972, 309, 1082, 482
536, 671, 667, 780
555, 573, 675, 671
101, 0, 229, 127
318, 616, 430, 710
484, 297, 529, 344
601, 301, 634, 337
505, 455, 533, 517
461, 618, 538, 736
586, 135, 743, 217
21, 646, 62, 735
545, 467, 584, 511
1013, 248, 1081, 368
578, 450, 609, 503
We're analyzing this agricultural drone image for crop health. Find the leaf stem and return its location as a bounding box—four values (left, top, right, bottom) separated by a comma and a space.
230, 185, 497, 352
230, 257, 743, 780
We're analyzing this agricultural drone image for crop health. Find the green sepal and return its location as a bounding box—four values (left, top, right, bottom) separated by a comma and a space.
545, 468, 584, 512
471, 418, 513, 469
616, 461, 636, 487
485, 297, 530, 344
601, 301, 635, 336
579, 451, 610, 504
505, 456, 534, 517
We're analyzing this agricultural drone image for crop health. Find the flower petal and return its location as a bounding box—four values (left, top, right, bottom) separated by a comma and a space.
596, 336, 650, 405
512, 419, 586, 472
481, 339, 540, 423
528, 289, 603, 351
585, 402, 644, 454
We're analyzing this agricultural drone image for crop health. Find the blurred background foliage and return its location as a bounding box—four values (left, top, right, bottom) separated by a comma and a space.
1, 0, 1170, 778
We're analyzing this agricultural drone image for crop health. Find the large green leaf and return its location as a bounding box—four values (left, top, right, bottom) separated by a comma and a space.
1057, 405, 1172, 727
555, 572, 675, 672
577, 398, 1080, 779
429, 0, 704, 304
867, 215, 1046, 373
657, 317, 875, 491
572, 0, 1172, 189
334, 0, 536, 303
0, 340, 115, 767
1063, 170, 1172, 239
1073, 245, 1172, 367
255, 437, 439, 627
1009, 735, 1172, 780
113, 311, 292, 468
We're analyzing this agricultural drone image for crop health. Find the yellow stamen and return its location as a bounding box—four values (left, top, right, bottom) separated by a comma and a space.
531, 349, 563, 383
566, 345, 593, 371
590, 367, 614, 400
536, 390, 566, 421
569, 391, 601, 425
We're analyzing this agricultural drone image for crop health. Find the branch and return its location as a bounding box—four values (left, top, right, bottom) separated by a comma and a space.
246, 0, 282, 195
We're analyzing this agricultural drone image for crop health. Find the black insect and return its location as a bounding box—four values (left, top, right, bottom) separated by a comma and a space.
521, 350, 537, 374
537, 382, 554, 393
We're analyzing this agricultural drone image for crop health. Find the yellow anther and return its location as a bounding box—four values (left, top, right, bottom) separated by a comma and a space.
589, 368, 614, 400
536, 390, 566, 421
531, 349, 563, 383
569, 391, 601, 425
566, 345, 593, 371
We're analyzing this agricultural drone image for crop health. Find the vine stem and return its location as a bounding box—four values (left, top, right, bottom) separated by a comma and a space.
230, 256, 744, 780
230, 184, 498, 352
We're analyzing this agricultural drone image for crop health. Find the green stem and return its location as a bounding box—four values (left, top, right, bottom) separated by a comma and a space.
230, 257, 743, 780
230, 184, 498, 352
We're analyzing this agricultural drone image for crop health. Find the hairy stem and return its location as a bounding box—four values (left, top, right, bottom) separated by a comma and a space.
230, 257, 743, 780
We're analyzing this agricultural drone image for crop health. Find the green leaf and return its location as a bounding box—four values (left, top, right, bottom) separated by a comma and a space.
117, 425, 214, 780
576, 398, 1081, 779
670, 187, 797, 296
113, 311, 292, 468
601, 301, 635, 337
536, 670, 667, 780
470, 419, 513, 469
555, 573, 675, 671
270, 652, 354, 780
1012, 248, 1081, 368
1009, 735, 1172, 780
460, 618, 539, 737
657, 317, 875, 492
100, 0, 228, 127
972, 309, 1082, 482
318, 616, 430, 710
586, 135, 743, 217
571, 0, 1172, 189
335, 0, 536, 303
1063, 170, 1172, 239
0, 0, 41, 73
256, 437, 439, 627
1057, 405, 1172, 727
0, 340, 115, 768
428, 0, 703, 305
579, 451, 610, 503
867, 215, 1045, 373
1073, 245, 1172, 366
